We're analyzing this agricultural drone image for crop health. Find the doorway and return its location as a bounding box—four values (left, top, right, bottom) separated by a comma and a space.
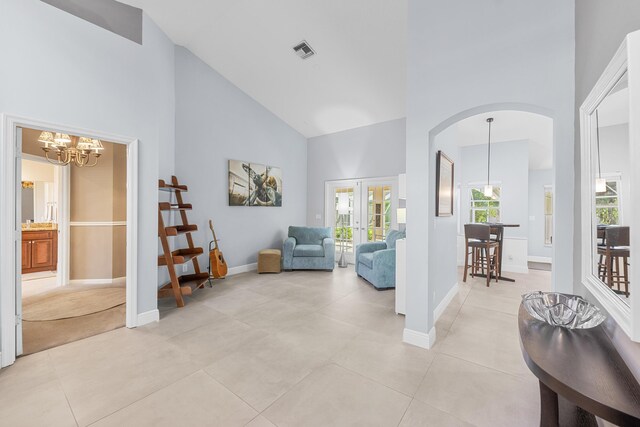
0, 115, 139, 368
325, 177, 399, 264
18, 127, 129, 355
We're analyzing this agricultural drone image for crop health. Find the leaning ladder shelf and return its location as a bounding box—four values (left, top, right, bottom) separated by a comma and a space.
158, 176, 208, 307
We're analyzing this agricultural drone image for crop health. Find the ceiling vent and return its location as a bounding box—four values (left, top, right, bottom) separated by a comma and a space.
293, 41, 315, 59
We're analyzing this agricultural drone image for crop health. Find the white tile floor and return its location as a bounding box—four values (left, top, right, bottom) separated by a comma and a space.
0, 266, 551, 427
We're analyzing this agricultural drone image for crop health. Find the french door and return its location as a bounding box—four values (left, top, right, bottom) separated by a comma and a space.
325, 177, 398, 264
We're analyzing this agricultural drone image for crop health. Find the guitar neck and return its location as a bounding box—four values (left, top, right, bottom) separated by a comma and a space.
209, 221, 220, 250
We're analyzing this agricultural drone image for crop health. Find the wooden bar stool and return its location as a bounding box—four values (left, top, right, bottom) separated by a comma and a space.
597, 226, 630, 297
463, 224, 500, 287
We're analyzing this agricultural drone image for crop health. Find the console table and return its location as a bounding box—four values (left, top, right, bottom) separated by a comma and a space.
518, 304, 640, 426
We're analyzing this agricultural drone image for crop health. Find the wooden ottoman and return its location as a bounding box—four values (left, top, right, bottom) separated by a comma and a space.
258, 249, 281, 273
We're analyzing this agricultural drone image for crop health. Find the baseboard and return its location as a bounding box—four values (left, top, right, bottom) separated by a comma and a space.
68, 277, 126, 286
228, 263, 257, 276
403, 327, 436, 349
434, 282, 459, 322
501, 265, 529, 274
528, 256, 552, 264
136, 309, 159, 326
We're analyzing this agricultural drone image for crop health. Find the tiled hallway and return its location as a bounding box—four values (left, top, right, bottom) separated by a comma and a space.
0, 266, 551, 427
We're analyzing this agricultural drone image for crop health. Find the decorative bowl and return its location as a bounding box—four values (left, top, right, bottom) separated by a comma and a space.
521, 292, 606, 329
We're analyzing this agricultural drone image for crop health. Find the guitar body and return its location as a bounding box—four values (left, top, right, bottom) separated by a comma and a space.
209, 220, 228, 279
209, 248, 228, 278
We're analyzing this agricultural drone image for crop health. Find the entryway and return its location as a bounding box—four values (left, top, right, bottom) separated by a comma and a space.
325, 177, 399, 264
0, 116, 139, 368
18, 127, 128, 355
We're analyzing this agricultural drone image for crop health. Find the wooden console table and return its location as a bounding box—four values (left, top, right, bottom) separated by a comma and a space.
518, 304, 640, 426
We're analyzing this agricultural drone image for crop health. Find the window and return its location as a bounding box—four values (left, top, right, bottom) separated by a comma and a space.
367, 185, 391, 242
595, 177, 622, 225
544, 185, 553, 245
334, 188, 354, 253
469, 186, 501, 223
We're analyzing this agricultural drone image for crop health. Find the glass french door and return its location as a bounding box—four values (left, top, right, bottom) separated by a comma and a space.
326, 178, 398, 264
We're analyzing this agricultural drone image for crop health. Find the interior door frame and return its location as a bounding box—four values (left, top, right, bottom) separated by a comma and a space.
0, 114, 139, 367
20, 152, 70, 288
324, 176, 399, 263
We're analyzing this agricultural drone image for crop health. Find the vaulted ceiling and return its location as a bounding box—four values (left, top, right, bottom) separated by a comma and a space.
121, 0, 407, 138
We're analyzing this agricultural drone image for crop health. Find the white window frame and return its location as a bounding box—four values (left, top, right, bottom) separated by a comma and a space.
594, 173, 623, 226
468, 183, 502, 224
544, 185, 553, 247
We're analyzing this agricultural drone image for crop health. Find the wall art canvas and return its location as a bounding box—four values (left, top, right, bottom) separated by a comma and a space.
228, 160, 282, 207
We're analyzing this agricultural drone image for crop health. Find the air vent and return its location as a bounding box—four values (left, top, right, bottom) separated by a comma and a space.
293, 40, 315, 59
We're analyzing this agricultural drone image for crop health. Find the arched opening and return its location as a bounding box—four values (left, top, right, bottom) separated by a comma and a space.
425, 104, 556, 339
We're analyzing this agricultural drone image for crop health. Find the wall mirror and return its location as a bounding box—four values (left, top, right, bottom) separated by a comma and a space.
581, 30, 640, 341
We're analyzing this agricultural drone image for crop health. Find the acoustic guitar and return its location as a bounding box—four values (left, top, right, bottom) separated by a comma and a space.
209, 220, 228, 279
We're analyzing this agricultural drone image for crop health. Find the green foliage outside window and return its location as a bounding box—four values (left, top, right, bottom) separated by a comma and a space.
470, 188, 500, 223
595, 180, 620, 225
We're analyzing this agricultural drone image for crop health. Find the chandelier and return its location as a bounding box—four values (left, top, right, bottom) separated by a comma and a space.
38, 131, 104, 167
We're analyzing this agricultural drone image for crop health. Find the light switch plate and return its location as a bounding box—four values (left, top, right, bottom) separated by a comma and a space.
315, 214, 322, 220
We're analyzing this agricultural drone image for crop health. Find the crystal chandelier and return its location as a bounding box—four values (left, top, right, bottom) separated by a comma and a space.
38, 131, 104, 167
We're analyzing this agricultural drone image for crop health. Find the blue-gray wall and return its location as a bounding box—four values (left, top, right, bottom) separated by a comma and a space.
460, 141, 529, 240
306, 118, 406, 226
407, 0, 575, 339
0, 0, 176, 321
174, 47, 308, 269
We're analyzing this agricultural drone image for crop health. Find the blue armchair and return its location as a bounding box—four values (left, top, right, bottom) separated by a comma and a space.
356, 230, 406, 289
283, 226, 335, 271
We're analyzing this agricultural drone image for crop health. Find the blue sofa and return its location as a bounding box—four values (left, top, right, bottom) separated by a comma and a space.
283, 226, 335, 271
356, 230, 406, 289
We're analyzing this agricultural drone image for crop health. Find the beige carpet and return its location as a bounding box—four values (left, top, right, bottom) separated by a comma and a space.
22, 285, 126, 355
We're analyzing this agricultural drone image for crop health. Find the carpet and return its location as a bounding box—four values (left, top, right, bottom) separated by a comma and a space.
23, 287, 126, 321
22, 285, 126, 355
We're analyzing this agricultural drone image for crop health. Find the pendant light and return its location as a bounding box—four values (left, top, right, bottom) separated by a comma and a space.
595, 110, 607, 193
484, 117, 494, 197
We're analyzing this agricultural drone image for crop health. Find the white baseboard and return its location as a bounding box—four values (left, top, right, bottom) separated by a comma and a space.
228, 263, 257, 276
434, 282, 459, 322
68, 277, 126, 286
501, 265, 529, 274
403, 327, 436, 349
528, 256, 552, 264
136, 309, 159, 327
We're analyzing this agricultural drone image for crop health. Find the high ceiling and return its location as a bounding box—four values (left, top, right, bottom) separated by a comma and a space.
450, 111, 554, 170
120, 0, 407, 138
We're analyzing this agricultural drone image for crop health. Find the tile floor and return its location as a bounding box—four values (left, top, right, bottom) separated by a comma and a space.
0, 266, 551, 427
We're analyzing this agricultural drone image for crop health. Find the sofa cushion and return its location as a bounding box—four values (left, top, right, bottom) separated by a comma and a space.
288, 226, 332, 245
385, 229, 406, 250
358, 252, 374, 269
293, 244, 324, 257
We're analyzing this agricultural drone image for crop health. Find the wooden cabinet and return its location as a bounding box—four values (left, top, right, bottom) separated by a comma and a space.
22, 230, 58, 274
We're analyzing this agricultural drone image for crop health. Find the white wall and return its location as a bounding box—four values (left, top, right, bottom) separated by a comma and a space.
406, 0, 575, 342
528, 169, 553, 260
306, 119, 406, 226
0, 0, 176, 321
174, 47, 307, 269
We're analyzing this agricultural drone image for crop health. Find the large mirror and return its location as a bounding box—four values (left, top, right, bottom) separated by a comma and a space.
581, 30, 640, 341
591, 72, 630, 304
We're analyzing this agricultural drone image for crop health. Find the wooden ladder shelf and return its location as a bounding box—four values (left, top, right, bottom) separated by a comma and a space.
158, 176, 208, 307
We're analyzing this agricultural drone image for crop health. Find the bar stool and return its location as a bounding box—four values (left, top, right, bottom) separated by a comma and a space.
597, 226, 630, 297
463, 224, 500, 287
